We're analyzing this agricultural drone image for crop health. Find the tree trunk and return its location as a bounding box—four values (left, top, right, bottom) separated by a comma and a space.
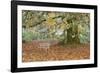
67, 25, 80, 44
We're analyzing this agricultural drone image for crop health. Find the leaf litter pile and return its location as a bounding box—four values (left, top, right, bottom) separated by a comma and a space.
22, 40, 90, 62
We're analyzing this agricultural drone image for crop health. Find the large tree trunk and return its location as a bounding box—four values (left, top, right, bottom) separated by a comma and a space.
67, 25, 80, 44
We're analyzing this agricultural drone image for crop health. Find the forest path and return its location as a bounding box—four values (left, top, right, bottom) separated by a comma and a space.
22, 41, 90, 62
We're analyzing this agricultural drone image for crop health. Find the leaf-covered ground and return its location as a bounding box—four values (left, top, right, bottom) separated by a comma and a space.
22, 41, 90, 62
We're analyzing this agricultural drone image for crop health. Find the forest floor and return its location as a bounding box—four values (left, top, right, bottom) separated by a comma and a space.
22, 41, 90, 62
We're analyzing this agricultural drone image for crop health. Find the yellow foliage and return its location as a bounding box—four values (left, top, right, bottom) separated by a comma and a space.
60, 23, 66, 29
63, 18, 68, 24
78, 25, 83, 33
45, 17, 56, 26
60, 23, 70, 30
48, 12, 56, 18
26, 19, 33, 26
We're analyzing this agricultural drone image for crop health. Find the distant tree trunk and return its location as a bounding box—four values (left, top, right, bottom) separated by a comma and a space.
63, 29, 67, 44
67, 27, 73, 44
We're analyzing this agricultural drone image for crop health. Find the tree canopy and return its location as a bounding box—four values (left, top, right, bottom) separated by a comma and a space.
22, 10, 90, 44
